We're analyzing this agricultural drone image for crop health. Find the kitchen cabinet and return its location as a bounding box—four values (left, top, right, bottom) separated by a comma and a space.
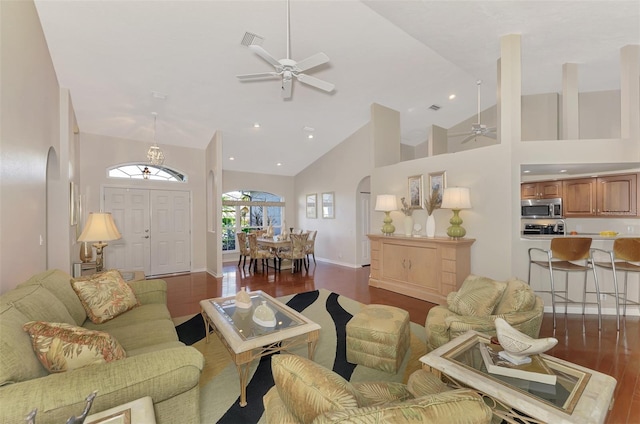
368, 235, 475, 304
563, 173, 637, 217
521, 180, 562, 199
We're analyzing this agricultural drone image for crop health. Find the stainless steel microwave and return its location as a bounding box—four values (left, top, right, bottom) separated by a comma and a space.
521, 198, 563, 219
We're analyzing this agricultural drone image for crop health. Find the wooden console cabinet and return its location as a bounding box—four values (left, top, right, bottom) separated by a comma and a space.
367, 235, 475, 305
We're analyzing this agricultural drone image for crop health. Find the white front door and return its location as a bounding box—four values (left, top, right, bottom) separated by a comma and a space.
104, 187, 190, 276
149, 190, 191, 275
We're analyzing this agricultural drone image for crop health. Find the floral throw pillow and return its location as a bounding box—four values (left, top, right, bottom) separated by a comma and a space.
22, 321, 126, 373
71, 269, 140, 324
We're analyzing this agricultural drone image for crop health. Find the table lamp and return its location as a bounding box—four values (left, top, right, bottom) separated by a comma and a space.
440, 187, 472, 238
77, 212, 122, 272
375, 194, 398, 236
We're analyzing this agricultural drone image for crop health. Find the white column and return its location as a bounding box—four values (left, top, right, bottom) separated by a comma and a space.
620, 45, 640, 141
562, 63, 579, 140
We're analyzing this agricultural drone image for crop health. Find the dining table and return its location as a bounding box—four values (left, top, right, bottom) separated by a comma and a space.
257, 237, 293, 270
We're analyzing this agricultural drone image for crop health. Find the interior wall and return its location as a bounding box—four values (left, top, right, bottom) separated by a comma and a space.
78, 132, 208, 273
0, 0, 65, 292
295, 123, 373, 267
206, 131, 222, 277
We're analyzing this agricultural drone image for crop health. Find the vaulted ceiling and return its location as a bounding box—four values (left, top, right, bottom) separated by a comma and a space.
34, 0, 639, 176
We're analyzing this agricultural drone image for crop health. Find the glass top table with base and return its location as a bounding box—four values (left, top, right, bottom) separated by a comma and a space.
420, 330, 616, 424
199, 290, 320, 407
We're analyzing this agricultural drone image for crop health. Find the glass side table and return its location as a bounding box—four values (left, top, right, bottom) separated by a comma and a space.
420, 331, 616, 424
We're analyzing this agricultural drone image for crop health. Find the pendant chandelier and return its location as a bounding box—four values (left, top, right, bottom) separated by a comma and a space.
147, 112, 165, 166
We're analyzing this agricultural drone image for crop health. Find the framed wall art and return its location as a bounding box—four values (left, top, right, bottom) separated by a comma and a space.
322, 192, 335, 219
306, 193, 317, 219
428, 171, 447, 208
407, 175, 424, 209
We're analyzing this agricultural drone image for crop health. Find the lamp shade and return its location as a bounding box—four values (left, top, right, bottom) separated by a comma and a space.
78, 212, 122, 242
440, 187, 471, 210
375, 194, 398, 212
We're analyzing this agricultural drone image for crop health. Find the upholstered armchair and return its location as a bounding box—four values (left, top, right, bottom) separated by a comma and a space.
236, 232, 250, 269
247, 233, 275, 272
277, 233, 309, 273
425, 274, 544, 352
263, 354, 492, 423
305, 230, 317, 264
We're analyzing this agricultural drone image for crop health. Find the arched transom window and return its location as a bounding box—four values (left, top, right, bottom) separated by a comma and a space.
107, 163, 187, 182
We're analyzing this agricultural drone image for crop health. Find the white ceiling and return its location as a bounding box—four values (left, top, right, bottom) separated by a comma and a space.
34, 0, 640, 176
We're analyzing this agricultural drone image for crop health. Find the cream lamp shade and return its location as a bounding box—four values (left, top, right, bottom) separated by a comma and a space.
375, 194, 398, 235
440, 187, 471, 238
78, 212, 121, 272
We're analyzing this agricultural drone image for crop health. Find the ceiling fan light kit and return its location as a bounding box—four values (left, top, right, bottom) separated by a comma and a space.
236, 0, 334, 99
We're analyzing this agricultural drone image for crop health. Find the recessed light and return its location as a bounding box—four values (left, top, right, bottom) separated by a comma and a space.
276, 162, 282, 166
560, 169, 567, 173
253, 123, 260, 128
523, 170, 531, 173
307, 134, 314, 139
229, 157, 235, 161
449, 94, 456, 100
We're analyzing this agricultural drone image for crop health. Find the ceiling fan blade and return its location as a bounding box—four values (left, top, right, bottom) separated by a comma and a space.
295, 52, 330, 72
248, 45, 281, 68
485, 127, 497, 132
296, 73, 334, 92
460, 134, 476, 144
281, 78, 292, 99
236, 72, 280, 80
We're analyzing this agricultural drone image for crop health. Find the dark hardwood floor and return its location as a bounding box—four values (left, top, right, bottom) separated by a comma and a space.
164, 261, 639, 424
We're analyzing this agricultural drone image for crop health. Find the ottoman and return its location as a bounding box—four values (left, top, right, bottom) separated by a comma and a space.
346, 304, 410, 373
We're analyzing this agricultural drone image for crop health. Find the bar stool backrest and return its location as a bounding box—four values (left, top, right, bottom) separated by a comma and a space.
550, 237, 592, 261
613, 238, 640, 262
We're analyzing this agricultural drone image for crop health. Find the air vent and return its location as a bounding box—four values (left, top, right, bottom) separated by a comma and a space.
428, 104, 441, 111
241, 32, 264, 47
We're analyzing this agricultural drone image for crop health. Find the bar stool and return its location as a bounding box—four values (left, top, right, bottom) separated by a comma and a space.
591, 238, 640, 330
528, 237, 601, 329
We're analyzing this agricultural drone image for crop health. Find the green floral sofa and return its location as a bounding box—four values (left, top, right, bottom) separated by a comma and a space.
0, 269, 204, 424
426, 274, 544, 351
263, 354, 492, 423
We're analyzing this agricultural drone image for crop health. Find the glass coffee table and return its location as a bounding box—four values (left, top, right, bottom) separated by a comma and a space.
420, 330, 616, 424
199, 291, 320, 407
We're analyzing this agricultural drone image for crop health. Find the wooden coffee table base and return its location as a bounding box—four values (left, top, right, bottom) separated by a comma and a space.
199, 293, 320, 407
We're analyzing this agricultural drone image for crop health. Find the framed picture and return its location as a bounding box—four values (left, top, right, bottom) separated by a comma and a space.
322, 192, 335, 219
428, 171, 447, 208
306, 193, 317, 219
407, 175, 424, 209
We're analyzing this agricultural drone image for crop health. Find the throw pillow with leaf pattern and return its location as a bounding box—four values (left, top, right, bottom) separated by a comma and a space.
23, 321, 126, 373
71, 269, 140, 324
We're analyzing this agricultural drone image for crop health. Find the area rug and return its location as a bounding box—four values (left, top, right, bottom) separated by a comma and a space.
175, 289, 428, 423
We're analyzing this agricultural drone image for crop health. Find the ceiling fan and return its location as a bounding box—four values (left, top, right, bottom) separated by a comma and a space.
448, 80, 497, 144
236, 0, 335, 99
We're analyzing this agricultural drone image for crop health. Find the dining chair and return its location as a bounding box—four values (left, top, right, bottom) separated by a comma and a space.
247, 233, 275, 272
236, 232, 250, 269
276, 233, 309, 273
305, 230, 317, 264
591, 237, 640, 330
528, 237, 601, 329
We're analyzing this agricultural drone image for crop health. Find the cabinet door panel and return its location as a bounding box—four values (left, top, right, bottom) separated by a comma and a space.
407, 246, 438, 289
597, 174, 637, 216
521, 183, 538, 199
381, 244, 408, 281
563, 179, 596, 216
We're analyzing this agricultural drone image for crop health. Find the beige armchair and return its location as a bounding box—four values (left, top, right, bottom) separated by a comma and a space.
425, 274, 544, 352
276, 233, 309, 273
263, 354, 492, 423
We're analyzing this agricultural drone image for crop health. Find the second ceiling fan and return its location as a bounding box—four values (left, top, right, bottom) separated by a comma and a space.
448, 80, 497, 144
236, 0, 335, 99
